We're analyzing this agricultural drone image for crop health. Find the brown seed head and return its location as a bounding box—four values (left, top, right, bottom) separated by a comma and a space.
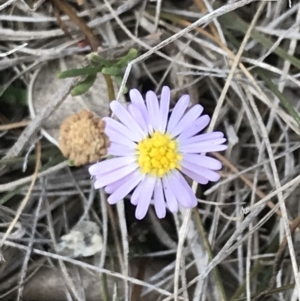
59, 110, 110, 166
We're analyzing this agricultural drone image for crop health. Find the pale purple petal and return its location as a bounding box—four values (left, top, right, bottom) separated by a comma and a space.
162, 176, 178, 213
105, 127, 137, 149
128, 104, 148, 132
131, 179, 145, 205
168, 172, 193, 208
89, 156, 136, 176
180, 132, 224, 146
107, 143, 135, 157
170, 104, 203, 138
129, 89, 149, 122
159, 86, 170, 132
104, 117, 140, 142
135, 176, 156, 220
166, 95, 190, 133
153, 179, 166, 219
178, 138, 227, 153
181, 167, 208, 185
146, 91, 160, 131
94, 163, 138, 189
181, 159, 220, 182
107, 170, 142, 204
174, 170, 197, 207
105, 170, 137, 194
110, 101, 145, 139
178, 115, 210, 141
183, 154, 222, 170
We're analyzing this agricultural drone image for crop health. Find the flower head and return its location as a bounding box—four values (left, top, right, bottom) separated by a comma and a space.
59, 110, 110, 166
89, 86, 227, 219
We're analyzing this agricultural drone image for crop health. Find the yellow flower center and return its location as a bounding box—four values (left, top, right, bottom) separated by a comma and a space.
137, 131, 182, 177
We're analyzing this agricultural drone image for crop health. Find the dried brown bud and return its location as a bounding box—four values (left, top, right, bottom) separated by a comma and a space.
59, 110, 110, 166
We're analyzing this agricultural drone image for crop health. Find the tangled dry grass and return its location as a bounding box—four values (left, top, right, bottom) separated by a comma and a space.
1, 0, 300, 300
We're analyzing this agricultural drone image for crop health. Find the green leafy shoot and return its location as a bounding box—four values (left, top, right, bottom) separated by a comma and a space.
67, 159, 75, 166
0, 86, 27, 105
88, 53, 112, 67
71, 74, 97, 96
115, 48, 138, 68
58, 48, 138, 96
101, 66, 122, 77
57, 66, 102, 79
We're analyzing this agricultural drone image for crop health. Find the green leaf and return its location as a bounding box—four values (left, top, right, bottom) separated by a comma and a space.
71, 74, 97, 96
57, 66, 102, 79
101, 66, 122, 76
88, 53, 112, 67
256, 69, 300, 127
115, 48, 138, 68
0, 86, 27, 105
68, 159, 75, 166
218, 12, 300, 70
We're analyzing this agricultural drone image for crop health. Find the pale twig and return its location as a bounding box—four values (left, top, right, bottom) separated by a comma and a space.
4, 77, 80, 159
208, 1, 266, 132
0, 0, 16, 11
45, 191, 84, 301
0, 142, 41, 250
0, 43, 28, 57
177, 174, 300, 298
3, 239, 173, 297
205, 143, 300, 195
99, 189, 108, 269
0, 161, 67, 192
243, 88, 264, 301
0, 120, 30, 131
116, 0, 256, 99
154, 0, 162, 31
17, 178, 44, 301
170, 179, 300, 300
78, 183, 96, 222
173, 214, 189, 301
22, 135, 42, 172
149, 210, 177, 249
173, 209, 191, 301
116, 201, 129, 301
240, 66, 300, 298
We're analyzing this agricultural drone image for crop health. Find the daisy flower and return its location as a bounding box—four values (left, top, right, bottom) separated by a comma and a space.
89, 86, 227, 220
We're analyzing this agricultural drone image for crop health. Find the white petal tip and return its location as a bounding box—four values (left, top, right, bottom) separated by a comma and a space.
110, 100, 118, 110
162, 86, 170, 93
88, 165, 97, 176
135, 213, 146, 220
210, 174, 221, 182
107, 196, 120, 205
157, 212, 166, 219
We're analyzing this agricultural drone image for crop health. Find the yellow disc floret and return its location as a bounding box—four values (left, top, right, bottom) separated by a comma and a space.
137, 131, 182, 177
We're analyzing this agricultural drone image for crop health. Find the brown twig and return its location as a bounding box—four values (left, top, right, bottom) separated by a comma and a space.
193, 0, 222, 40
131, 258, 149, 301
52, 3, 73, 40
49, 0, 101, 51
49, 0, 115, 101
0, 120, 30, 131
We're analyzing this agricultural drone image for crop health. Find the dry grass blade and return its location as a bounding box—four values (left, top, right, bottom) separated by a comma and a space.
2, 0, 300, 300
0, 142, 41, 251
117, 0, 257, 99
4, 78, 80, 160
